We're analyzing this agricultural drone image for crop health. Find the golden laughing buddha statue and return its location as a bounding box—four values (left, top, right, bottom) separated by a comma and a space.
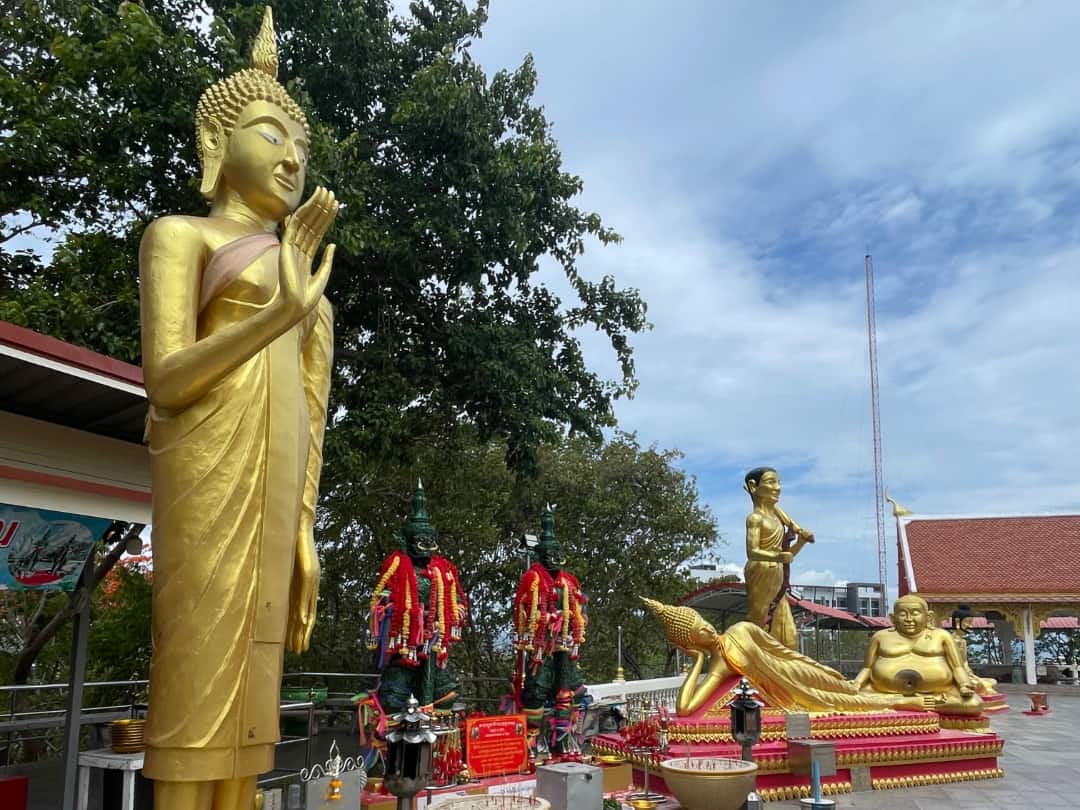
852, 594, 983, 716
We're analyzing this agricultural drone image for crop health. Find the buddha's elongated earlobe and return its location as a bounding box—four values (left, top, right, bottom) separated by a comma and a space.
199, 117, 225, 200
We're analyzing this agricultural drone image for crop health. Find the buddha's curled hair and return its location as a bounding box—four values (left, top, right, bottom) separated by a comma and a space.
640, 597, 711, 650
195, 7, 309, 167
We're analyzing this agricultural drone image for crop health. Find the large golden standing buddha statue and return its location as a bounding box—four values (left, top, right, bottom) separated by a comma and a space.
140, 9, 337, 809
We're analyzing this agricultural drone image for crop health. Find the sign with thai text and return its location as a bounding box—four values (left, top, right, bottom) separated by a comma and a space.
464, 714, 530, 778
0, 503, 111, 591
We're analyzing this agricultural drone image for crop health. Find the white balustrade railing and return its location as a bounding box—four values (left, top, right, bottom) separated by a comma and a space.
585, 675, 683, 707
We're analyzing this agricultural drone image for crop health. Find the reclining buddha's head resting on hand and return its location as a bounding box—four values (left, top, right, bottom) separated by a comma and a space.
641, 597, 718, 652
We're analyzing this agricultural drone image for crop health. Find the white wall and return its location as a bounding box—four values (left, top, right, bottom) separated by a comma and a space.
0, 411, 150, 523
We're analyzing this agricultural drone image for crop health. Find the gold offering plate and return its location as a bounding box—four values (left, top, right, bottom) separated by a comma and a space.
595, 753, 627, 765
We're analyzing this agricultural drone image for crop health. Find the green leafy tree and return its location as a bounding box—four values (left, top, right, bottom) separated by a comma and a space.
301, 430, 719, 692
1, 0, 647, 471
88, 555, 153, 683
1, 0, 658, 700
0, 524, 142, 762
1035, 629, 1080, 665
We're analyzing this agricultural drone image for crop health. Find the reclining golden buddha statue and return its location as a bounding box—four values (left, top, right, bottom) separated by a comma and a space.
644, 594, 984, 717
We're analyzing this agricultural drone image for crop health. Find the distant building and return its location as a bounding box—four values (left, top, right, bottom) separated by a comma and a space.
685, 563, 885, 617
795, 583, 884, 618
685, 563, 739, 582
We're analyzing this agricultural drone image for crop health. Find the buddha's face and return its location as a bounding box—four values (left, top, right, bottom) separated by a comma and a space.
892, 598, 929, 638
220, 99, 308, 221
750, 471, 781, 505
690, 621, 718, 650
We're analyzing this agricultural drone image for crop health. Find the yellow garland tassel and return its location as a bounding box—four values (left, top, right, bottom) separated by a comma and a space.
435, 570, 446, 656
369, 555, 401, 648
527, 578, 541, 644
561, 577, 571, 649
402, 573, 413, 658
574, 592, 586, 644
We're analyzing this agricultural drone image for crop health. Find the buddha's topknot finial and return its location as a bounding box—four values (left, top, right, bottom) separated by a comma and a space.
251, 7, 278, 79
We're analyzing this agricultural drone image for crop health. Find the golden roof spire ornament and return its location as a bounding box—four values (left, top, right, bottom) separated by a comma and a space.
885, 490, 912, 517
251, 6, 279, 79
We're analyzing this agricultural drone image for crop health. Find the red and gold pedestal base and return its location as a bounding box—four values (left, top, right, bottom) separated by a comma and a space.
980, 691, 1009, 714
591, 676, 1005, 802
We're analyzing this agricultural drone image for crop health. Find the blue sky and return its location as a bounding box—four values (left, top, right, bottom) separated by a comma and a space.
467, 1, 1080, 589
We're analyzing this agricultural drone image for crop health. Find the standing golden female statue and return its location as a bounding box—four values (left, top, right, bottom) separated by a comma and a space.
140, 9, 338, 809
742, 467, 813, 649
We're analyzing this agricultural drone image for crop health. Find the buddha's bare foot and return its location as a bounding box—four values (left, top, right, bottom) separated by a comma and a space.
933, 695, 985, 717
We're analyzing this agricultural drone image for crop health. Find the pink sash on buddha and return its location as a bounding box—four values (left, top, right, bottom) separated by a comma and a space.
199, 231, 280, 313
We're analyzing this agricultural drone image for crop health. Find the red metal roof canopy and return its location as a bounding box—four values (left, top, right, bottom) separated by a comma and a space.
0, 321, 146, 444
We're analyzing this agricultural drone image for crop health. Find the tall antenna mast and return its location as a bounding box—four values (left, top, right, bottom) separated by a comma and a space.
865, 254, 888, 611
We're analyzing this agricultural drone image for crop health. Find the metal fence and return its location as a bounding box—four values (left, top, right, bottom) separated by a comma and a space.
0, 668, 666, 805
0, 670, 538, 786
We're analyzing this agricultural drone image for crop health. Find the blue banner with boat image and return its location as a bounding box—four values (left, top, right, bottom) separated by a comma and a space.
0, 503, 112, 591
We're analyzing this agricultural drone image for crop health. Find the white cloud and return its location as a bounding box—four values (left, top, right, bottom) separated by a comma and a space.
793, 570, 848, 589
472, 2, 1080, 586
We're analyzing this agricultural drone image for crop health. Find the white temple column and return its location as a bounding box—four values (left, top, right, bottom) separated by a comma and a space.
992, 619, 1014, 665
1023, 607, 1037, 685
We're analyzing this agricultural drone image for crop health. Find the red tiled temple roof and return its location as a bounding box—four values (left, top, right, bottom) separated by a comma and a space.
789, 597, 877, 628
903, 515, 1080, 599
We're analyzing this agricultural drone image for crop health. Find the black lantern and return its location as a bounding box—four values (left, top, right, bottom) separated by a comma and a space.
728, 677, 762, 763
384, 695, 436, 810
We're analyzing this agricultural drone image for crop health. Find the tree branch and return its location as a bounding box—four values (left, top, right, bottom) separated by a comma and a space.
23, 591, 49, 641
0, 218, 43, 245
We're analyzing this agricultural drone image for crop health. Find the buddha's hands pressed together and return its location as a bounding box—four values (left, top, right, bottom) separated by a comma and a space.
278, 186, 338, 323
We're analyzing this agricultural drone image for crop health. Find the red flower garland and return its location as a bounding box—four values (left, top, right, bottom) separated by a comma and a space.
513, 564, 588, 664
371, 551, 467, 668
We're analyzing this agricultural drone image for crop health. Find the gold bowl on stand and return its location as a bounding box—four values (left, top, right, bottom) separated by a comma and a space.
595, 753, 627, 765
110, 719, 146, 754
658, 757, 757, 810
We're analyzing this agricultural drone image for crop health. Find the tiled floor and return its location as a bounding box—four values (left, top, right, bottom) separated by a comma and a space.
771, 690, 1079, 809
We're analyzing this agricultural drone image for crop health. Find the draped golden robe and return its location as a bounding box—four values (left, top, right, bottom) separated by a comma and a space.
143, 234, 333, 781
718, 621, 900, 713
744, 516, 795, 649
